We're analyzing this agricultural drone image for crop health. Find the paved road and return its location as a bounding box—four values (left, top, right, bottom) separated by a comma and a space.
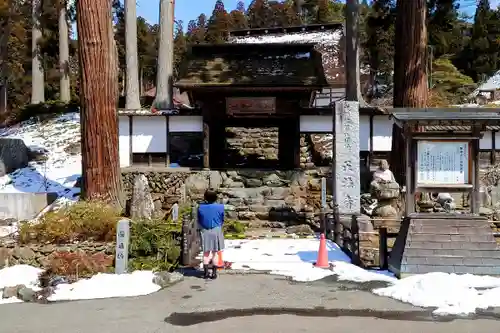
1, 273, 500, 333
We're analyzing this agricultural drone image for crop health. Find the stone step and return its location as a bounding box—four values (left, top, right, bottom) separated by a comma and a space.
391, 215, 500, 276
411, 218, 491, 227
406, 240, 498, 250
409, 224, 491, 234
404, 248, 500, 257
408, 232, 495, 243
402, 255, 500, 266
401, 263, 500, 275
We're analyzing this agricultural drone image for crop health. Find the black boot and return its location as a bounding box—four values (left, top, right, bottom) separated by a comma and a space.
211, 265, 218, 279
203, 264, 210, 279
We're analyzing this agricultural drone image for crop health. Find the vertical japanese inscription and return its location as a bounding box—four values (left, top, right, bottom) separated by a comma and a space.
115, 219, 130, 274
333, 102, 360, 215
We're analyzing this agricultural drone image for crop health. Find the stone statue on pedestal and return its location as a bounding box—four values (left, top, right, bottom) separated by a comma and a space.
370, 160, 401, 219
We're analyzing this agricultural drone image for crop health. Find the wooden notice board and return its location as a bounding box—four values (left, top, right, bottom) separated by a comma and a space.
415, 140, 473, 186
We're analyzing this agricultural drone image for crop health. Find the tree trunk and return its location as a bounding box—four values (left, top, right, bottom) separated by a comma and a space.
345, 0, 366, 105
139, 66, 144, 96
59, 2, 70, 102
153, 0, 174, 110
31, 0, 45, 104
390, 0, 427, 186
77, 0, 124, 209
0, 0, 11, 115
393, 0, 428, 107
124, 0, 141, 110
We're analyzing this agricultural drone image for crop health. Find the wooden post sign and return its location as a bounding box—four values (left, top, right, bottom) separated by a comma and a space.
321, 177, 327, 233
115, 219, 130, 274
321, 177, 327, 208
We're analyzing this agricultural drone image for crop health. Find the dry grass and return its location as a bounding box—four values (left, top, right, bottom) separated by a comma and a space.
43, 251, 114, 281
18, 200, 121, 244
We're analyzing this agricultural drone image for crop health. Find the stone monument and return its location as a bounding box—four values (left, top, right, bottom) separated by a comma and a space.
332, 101, 371, 231
130, 174, 155, 219
333, 101, 360, 215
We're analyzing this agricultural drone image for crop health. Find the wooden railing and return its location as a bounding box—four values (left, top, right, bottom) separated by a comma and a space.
325, 211, 362, 267
371, 217, 402, 270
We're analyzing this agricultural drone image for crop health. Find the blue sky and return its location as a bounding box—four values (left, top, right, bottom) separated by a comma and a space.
135, 0, 500, 26
136, 0, 240, 26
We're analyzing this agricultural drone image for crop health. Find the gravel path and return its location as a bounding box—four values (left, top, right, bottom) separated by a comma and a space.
1, 274, 500, 333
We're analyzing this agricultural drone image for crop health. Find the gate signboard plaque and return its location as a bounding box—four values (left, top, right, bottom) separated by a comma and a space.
226, 97, 276, 115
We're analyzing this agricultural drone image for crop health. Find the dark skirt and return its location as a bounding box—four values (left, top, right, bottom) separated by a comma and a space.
200, 226, 225, 252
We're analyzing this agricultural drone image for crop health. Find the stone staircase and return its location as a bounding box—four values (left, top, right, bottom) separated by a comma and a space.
389, 214, 500, 276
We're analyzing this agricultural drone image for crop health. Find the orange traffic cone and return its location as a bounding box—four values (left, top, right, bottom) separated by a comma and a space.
215, 251, 224, 269
314, 233, 329, 268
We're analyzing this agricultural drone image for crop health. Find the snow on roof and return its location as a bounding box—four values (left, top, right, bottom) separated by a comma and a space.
228, 30, 342, 45
472, 70, 500, 97
228, 29, 344, 84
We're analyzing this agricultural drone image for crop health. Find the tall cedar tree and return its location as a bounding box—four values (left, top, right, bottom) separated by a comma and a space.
173, 20, 187, 78
206, 0, 230, 43
365, 0, 395, 99
427, 0, 462, 58
466, 0, 495, 81
230, 1, 249, 30
390, 0, 428, 186
247, 0, 273, 28
77, 0, 124, 208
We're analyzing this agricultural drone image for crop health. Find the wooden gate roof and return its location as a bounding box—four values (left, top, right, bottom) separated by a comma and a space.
175, 43, 329, 89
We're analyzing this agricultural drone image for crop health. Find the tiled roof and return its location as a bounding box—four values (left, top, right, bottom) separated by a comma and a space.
228, 27, 344, 86
176, 43, 328, 87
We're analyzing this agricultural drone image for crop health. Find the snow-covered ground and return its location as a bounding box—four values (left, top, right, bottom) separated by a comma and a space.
0, 265, 160, 305
222, 238, 500, 316
0, 113, 81, 200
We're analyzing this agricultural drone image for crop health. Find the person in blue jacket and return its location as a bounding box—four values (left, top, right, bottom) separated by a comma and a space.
198, 190, 225, 279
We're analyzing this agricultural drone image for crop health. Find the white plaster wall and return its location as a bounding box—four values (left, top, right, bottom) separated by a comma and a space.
372, 116, 392, 151
299, 115, 333, 132
480, 131, 492, 150
118, 116, 130, 167
300, 115, 390, 151
132, 116, 167, 152
169, 116, 203, 132
359, 115, 370, 151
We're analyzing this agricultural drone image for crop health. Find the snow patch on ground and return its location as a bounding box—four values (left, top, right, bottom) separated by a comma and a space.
223, 239, 394, 283
0, 265, 160, 303
47, 271, 160, 301
0, 113, 81, 200
223, 238, 500, 316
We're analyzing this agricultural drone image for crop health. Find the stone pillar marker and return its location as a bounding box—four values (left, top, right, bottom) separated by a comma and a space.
115, 218, 130, 274
321, 177, 327, 209
333, 101, 361, 215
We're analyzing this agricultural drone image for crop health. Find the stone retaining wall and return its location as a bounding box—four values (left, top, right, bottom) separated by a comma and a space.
226, 128, 314, 168
121, 168, 334, 226
0, 240, 114, 269
122, 171, 191, 213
